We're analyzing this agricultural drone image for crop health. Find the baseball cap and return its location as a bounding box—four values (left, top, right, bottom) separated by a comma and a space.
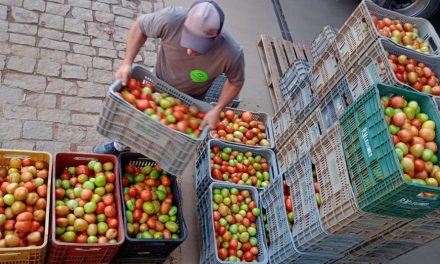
180, 0, 225, 54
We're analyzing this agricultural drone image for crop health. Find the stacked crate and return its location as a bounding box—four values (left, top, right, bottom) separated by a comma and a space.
269, 0, 440, 263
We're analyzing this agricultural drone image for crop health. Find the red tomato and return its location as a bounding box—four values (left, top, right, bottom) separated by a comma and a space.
140, 190, 152, 201
104, 205, 116, 218
107, 218, 119, 229
161, 176, 171, 187
212, 169, 222, 180
135, 198, 143, 209
96, 202, 106, 214
128, 79, 138, 90
133, 209, 142, 221
128, 187, 138, 197
76, 165, 89, 175
122, 176, 129, 187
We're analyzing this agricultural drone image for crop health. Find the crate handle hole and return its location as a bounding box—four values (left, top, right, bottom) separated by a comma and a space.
74, 247, 101, 251
73, 157, 97, 162
417, 192, 439, 200
429, 37, 438, 52
3, 154, 31, 160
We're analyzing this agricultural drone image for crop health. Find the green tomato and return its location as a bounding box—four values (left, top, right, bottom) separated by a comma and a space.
63, 231, 76, 242
55, 227, 65, 236
416, 113, 429, 122
134, 173, 145, 183
88, 160, 96, 170
142, 165, 153, 175
62, 179, 70, 189
247, 226, 257, 237
155, 190, 166, 201
95, 174, 107, 187
66, 201, 78, 212
395, 142, 409, 155
126, 210, 133, 223
159, 215, 170, 223
94, 187, 106, 196
169, 206, 178, 216
389, 124, 400, 135
252, 208, 261, 217
143, 202, 155, 214
74, 207, 84, 218
97, 222, 108, 234
84, 202, 97, 213
384, 107, 395, 117
403, 107, 415, 120
165, 221, 179, 233
94, 162, 103, 173
87, 236, 98, 243
150, 170, 160, 180
422, 149, 434, 162
239, 232, 249, 243
126, 200, 135, 211
83, 181, 95, 191
395, 148, 404, 161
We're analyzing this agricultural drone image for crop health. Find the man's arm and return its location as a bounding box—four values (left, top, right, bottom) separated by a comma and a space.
115, 17, 148, 85
202, 80, 242, 129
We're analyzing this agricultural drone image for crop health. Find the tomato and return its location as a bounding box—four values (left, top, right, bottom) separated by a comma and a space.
76, 165, 89, 175
128, 79, 138, 90
128, 187, 138, 197
96, 202, 106, 214
225, 110, 235, 121
105, 172, 116, 183
212, 169, 222, 180
218, 248, 228, 260
107, 218, 119, 229
161, 176, 171, 187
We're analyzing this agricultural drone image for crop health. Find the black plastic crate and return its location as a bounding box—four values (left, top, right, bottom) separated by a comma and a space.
115, 152, 188, 259
204, 74, 241, 108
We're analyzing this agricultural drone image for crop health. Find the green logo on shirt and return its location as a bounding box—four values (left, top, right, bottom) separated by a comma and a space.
190, 70, 209, 83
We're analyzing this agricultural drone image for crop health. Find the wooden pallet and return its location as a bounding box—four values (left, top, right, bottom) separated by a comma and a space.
257, 34, 313, 110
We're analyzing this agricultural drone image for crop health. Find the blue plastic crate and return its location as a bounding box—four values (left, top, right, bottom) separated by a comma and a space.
260, 176, 340, 264
204, 74, 241, 108
196, 182, 268, 264
279, 60, 312, 100
195, 139, 279, 198
284, 153, 366, 256
311, 25, 338, 62
319, 78, 353, 132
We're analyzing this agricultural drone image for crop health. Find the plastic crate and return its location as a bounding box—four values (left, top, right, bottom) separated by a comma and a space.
0, 150, 52, 264
273, 75, 317, 147
276, 138, 299, 175
110, 255, 166, 264
339, 83, 440, 218
311, 42, 345, 101
97, 64, 213, 176
311, 25, 338, 62
284, 153, 365, 256
259, 176, 340, 264
347, 38, 440, 101
196, 182, 268, 264
48, 153, 124, 264
275, 109, 323, 174
204, 74, 241, 108
310, 124, 407, 240
195, 139, 279, 197
318, 78, 353, 132
336, 235, 419, 264
209, 106, 275, 149
115, 153, 187, 259
335, 0, 440, 71
279, 60, 312, 100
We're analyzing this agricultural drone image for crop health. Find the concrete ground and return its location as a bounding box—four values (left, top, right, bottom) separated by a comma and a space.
0, 0, 439, 263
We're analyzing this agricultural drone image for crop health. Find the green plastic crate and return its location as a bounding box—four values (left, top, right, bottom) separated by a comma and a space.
339, 82, 440, 219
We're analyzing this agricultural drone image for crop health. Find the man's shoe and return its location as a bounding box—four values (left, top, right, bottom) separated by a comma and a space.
93, 142, 128, 155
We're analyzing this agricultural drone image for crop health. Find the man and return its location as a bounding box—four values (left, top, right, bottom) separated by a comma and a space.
94, 0, 245, 155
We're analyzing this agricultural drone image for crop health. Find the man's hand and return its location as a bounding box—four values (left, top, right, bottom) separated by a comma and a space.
202, 107, 221, 130
115, 63, 132, 86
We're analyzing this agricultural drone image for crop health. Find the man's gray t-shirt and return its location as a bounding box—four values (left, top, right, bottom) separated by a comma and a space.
139, 6, 245, 96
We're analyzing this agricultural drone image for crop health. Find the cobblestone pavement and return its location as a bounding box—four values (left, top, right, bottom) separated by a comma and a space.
0, 0, 161, 154
0, 0, 184, 263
